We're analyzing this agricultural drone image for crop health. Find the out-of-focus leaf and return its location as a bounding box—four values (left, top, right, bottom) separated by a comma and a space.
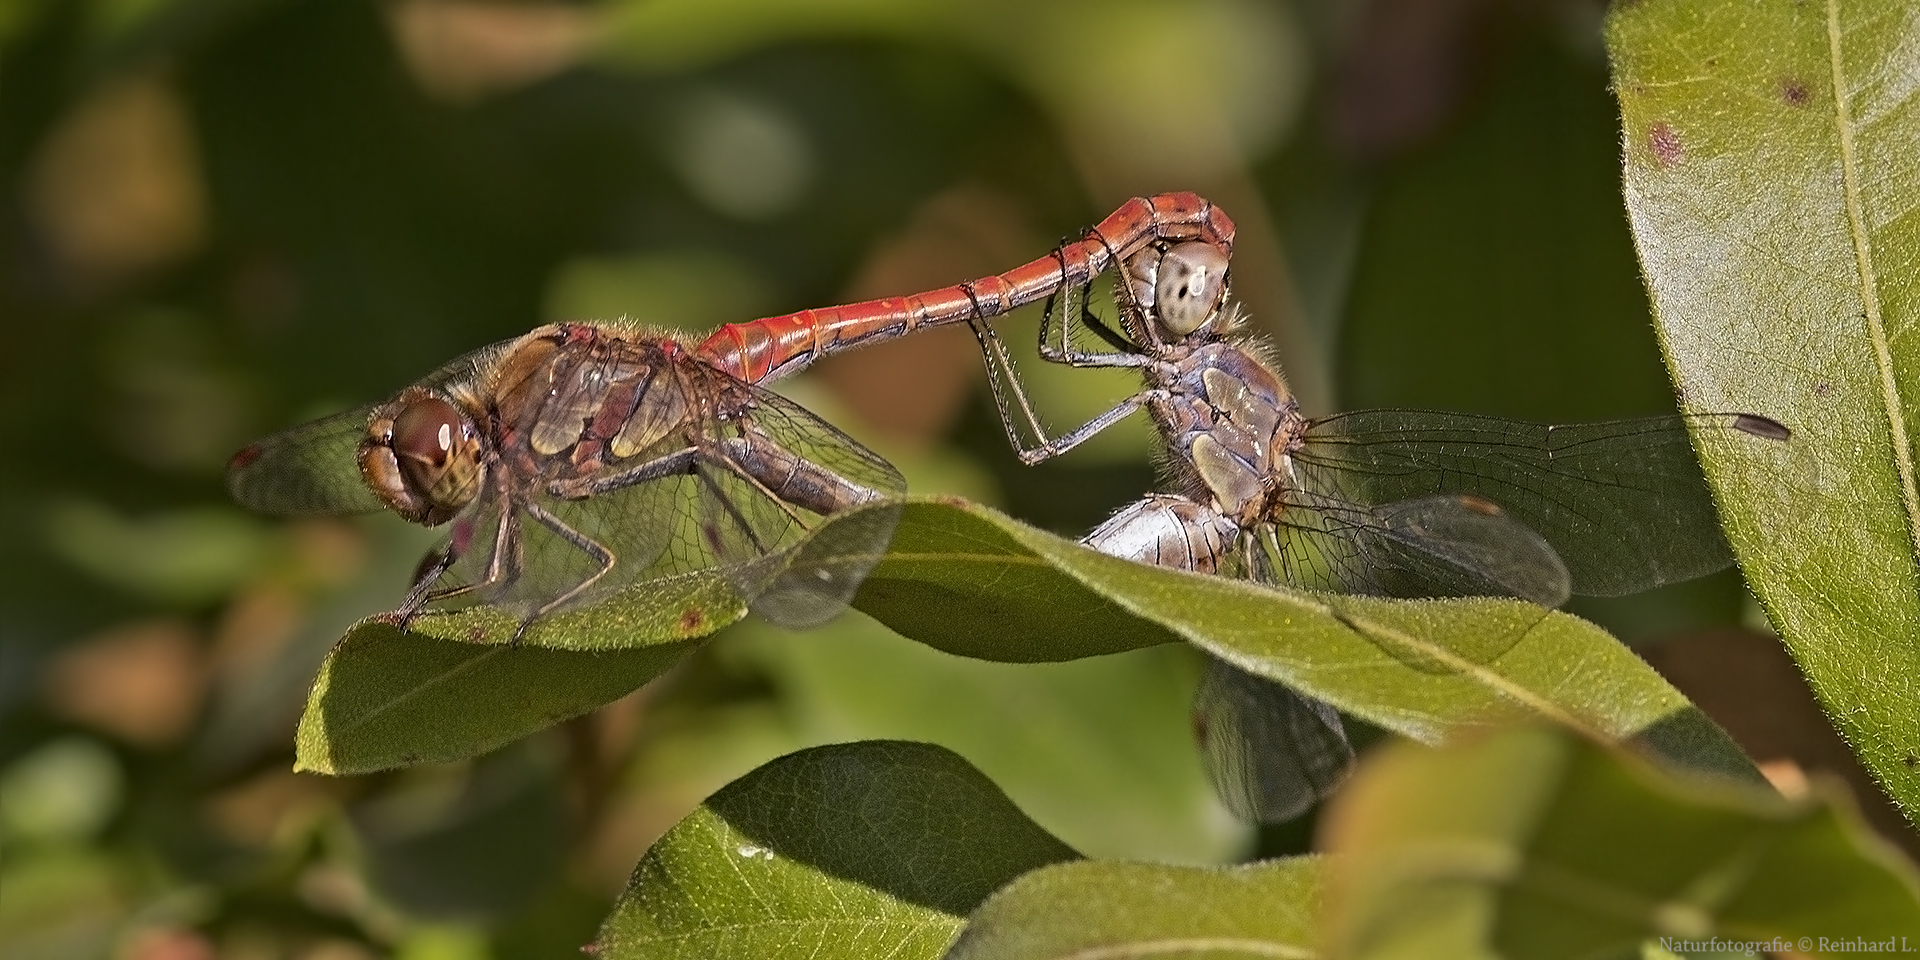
352, 746, 569, 920
595, 0, 1303, 182
41, 500, 270, 605
1319, 725, 1920, 959
735, 618, 1243, 863
946, 857, 1320, 959
1609, 1, 1920, 815
593, 740, 1079, 960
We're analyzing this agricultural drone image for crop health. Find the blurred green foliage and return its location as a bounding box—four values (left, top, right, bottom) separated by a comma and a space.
0, 0, 1847, 957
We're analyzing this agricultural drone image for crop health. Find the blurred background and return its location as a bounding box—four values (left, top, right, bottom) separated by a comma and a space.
0, 0, 1879, 957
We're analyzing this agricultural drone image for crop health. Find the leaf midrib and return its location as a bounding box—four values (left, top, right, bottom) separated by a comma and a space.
1827, 0, 1920, 574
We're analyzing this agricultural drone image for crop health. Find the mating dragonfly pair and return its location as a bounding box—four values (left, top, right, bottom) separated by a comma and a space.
229, 193, 1787, 821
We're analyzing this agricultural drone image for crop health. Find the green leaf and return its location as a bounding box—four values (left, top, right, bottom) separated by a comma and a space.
1609, 2, 1920, 815
946, 857, 1320, 959
1319, 725, 1920, 959
733, 619, 1243, 862
294, 567, 737, 774
862, 501, 1734, 765
300, 497, 1745, 779
593, 740, 1080, 960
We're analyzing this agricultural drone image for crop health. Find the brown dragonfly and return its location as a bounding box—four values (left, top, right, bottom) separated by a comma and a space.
227, 195, 1234, 635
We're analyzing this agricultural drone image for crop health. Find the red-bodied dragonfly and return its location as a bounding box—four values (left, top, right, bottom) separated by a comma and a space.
972, 220, 1789, 821
226, 194, 1235, 635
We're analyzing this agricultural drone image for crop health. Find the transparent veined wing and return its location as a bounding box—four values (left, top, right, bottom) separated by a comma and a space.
226, 406, 384, 516
1291, 411, 1784, 597
1192, 656, 1352, 824
689, 370, 905, 629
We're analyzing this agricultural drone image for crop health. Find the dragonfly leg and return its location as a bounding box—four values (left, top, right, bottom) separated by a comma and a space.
1033, 252, 1153, 370
549, 446, 701, 499
397, 545, 458, 624
966, 299, 1165, 465
1016, 389, 1159, 466
395, 497, 524, 626
516, 499, 614, 641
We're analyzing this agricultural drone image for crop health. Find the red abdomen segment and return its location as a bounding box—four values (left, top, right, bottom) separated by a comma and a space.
692, 192, 1236, 384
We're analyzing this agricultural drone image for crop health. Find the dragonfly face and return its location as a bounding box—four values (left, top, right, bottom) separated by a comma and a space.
359, 388, 486, 526
1122, 241, 1233, 343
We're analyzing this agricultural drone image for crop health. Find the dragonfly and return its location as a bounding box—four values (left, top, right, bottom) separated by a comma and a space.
970, 218, 1790, 821
226, 194, 1235, 636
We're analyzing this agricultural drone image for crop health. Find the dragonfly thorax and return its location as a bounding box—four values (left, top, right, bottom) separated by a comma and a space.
360, 389, 486, 526
1155, 343, 1303, 529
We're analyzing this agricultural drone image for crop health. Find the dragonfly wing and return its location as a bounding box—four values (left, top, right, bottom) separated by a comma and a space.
1193, 655, 1353, 824
1081, 493, 1353, 824
1270, 491, 1573, 608
226, 405, 384, 516
693, 378, 905, 629
1295, 411, 1768, 596
490, 480, 692, 621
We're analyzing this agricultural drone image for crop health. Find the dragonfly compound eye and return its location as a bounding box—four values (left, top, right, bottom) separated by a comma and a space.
1153, 242, 1230, 338
360, 393, 482, 525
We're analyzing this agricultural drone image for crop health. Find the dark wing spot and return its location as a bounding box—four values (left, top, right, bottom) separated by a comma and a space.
1733, 414, 1791, 442
1780, 78, 1810, 106
1905, 753, 1918, 768
1814, 381, 1832, 397
1649, 122, 1684, 166
227, 445, 263, 470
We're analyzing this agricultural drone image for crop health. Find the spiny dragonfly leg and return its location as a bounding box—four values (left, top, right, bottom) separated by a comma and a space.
1017, 388, 1161, 466
1035, 244, 1151, 370
517, 500, 614, 641
549, 447, 701, 499
961, 281, 1055, 467
397, 500, 524, 628
398, 545, 459, 624
966, 275, 1163, 465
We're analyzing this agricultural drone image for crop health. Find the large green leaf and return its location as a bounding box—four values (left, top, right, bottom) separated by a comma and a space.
293, 569, 732, 773
594, 740, 1079, 960
300, 498, 1750, 778
1319, 725, 1920, 959
862, 501, 1743, 773
945, 857, 1320, 959
1609, 2, 1920, 815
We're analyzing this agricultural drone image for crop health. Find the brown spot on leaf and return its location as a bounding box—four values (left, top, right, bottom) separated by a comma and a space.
678, 607, 708, 634
1648, 122, 1684, 166
1781, 77, 1810, 106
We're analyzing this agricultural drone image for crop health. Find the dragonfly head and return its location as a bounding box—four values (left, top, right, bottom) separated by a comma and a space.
360, 389, 484, 525
1126, 241, 1232, 344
